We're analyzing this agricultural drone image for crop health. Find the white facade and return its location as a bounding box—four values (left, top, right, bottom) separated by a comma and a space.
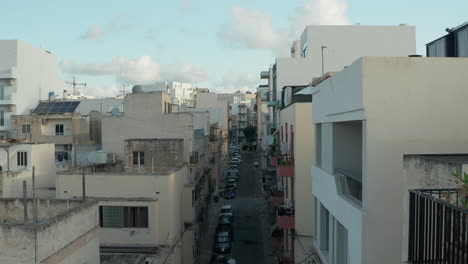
0, 40, 65, 138
154, 81, 198, 106
0, 143, 56, 198
310, 57, 468, 264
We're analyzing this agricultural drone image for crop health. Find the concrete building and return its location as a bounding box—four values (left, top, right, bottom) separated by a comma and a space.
57, 139, 191, 264
135, 81, 198, 107
426, 21, 468, 57
0, 143, 56, 198
272, 86, 315, 263
310, 57, 468, 264
0, 198, 99, 264
0, 40, 65, 139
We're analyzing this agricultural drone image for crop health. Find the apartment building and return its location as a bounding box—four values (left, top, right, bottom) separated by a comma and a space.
0, 40, 65, 139
310, 57, 468, 264
0, 198, 99, 264
271, 86, 315, 263
0, 142, 56, 198
426, 21, 468, 57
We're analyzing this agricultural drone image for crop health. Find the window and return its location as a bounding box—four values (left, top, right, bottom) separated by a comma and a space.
0, 85, 4, 100
0, 110, 4, 126
281, 125, 283, 142
99, 206, 149, 228
22, 124, 31, 134
133, 151, 144, 165
320, 204, 329, 252
285, 123, 288, 142
17, 151, 27, 166
55, 124, 64, 136
56, 151, 69, 162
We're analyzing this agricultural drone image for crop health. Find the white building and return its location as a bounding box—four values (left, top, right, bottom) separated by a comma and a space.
153, 81, 198, 107
0, 198, 99, 264
310, 57, 468, 264
0, 40, 65, 139
0, 143, 56, 198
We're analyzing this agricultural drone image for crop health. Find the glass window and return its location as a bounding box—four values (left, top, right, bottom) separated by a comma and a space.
55, 124, 64, 136
22, 124, 31, 134
100, 206, 148, 228
457, 28, 468, 57
0, 85, 4, 100
0, 110, 4, 126
133, 151, 144, 165
17, 151, 27, 166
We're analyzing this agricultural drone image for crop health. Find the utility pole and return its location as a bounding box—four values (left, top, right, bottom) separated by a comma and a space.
321, 46, 327, 76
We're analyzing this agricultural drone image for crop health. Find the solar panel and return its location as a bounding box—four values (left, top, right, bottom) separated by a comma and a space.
32, 101, 81, 115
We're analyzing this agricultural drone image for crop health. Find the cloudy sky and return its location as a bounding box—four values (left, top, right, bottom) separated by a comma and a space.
0, 0, 466, 97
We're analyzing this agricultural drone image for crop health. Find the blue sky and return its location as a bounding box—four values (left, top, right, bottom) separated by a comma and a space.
0, 0, 466, 97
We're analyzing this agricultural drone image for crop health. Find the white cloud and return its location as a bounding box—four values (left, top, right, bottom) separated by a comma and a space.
79, 12, 131, 41
86, 84, 121, 98
213, 72, 261, 93
61, 56, 208, 85
220, 0, 351, 55
79, 25, 104, 40
178, 0, 192, 12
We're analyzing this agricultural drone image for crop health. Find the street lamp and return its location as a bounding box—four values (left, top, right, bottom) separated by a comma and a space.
321, 46, 327, 76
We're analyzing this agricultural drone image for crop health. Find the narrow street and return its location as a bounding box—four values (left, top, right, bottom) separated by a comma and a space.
230, 151, 269, 264
199, 150, 273, 264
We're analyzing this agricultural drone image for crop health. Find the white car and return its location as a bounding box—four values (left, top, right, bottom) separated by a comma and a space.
220, 205, 233, 218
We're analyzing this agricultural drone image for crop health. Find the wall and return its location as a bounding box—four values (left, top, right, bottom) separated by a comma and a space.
301, 25, 416, 79
102, 92, 194, 161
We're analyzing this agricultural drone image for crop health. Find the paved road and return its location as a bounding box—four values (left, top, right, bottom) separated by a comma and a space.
229, 151, 268, 264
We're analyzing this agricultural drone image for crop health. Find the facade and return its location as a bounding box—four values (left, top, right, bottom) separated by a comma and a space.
310, 57, 468, 264
57, 139, 191, 264
154, 81, 198, 107
426, 21, 468, 57
10, 111, 102, 170
272, 86, 315, 263
0, 198, 99, 264
0, 40, 65, 139
0, 143, 56, 198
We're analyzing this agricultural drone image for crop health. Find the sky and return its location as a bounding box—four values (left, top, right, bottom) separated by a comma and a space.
0, 0, 466, 97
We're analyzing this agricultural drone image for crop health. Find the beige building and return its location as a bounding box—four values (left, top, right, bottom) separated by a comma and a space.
272, 86, 315, 263
310, 57, 468, 264
10, 101, 102, 170
57, 139, 190, 264
0, 198, 99, 264
0, 142, 56, 198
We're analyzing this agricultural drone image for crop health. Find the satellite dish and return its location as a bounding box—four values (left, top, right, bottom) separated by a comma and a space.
111, 107, 120, 116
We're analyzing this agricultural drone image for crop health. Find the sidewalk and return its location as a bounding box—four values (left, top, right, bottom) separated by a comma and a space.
197, 194, 220, 264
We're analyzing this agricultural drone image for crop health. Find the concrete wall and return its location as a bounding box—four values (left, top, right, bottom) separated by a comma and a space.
0, 199, 99, 264
0, 143, 56, 198
102, 92, 194, 161
57, 166, 188, 262
300, 25, 416, 79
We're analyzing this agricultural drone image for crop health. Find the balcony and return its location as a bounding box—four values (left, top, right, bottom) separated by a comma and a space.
335, 169, 362, 204
269, 190, 284, 207
270, 156, 278, 167
277, 206, 295, 229
277, 158, 294, 178
407, 189, 467, 264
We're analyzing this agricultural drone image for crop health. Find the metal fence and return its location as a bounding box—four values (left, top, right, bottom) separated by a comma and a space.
408, 189, 467, 263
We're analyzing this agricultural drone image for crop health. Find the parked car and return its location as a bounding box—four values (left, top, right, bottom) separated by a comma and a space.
218, 215, 232, 225
219, 212, 233, 221
226, 183, 237, 191
253, 161, 260, 168
216, 224, 233, 240
227, 178, 236, 186
224, 189, 236, 199
220, 205, 233, 217
210, 254, 228, 264
214, 232, 232, 254
229, 164, 238, 170
227, 169, 239, 182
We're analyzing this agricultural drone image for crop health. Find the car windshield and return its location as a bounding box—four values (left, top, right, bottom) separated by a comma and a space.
217, 236, 230, 243
220, 209, 231, 214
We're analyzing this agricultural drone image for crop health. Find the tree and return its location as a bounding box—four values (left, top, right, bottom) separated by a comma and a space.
243, 125, 257, 143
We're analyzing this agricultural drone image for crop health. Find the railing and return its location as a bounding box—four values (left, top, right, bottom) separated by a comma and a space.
335, 169, 362, 205
408, 189, 468, 264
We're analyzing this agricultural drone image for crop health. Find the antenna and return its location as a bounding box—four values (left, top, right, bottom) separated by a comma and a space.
120, 84, 127, 97
66, 76, 87, 96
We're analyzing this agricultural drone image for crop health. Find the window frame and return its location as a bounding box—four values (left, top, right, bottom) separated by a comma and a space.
22, 124, 31, 134
133, 151, 145, 165
17, 151, 28, 166
55, 124, 64, 136
99, 206, 149, 228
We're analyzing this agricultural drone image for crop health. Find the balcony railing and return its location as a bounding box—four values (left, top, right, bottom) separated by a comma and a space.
408, 189, 468, 264
335, 169, 362, 204
277, 206, 295, 229
270, 156, 278, 167
270, 190, 284, 207
277, 158, 294, 178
